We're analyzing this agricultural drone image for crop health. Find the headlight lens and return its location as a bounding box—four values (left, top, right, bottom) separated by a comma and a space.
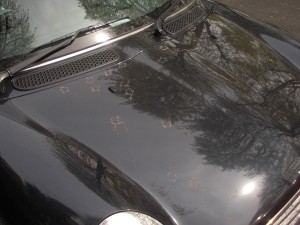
99, 211, 163, 225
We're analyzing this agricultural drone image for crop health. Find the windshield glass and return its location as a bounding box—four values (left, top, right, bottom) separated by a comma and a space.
0, 0, 168, 67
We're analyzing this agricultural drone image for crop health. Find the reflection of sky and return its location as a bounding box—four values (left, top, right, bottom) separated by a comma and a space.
17, 0, 100, 46
261, 34, 300, 70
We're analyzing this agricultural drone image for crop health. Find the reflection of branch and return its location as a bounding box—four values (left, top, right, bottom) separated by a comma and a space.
5, 37, 32, 45
257, 68, 293, 76
129, 0, 147, 12
0, 0, 35, 68
204, 21, 228, 62
0, 32, 7, 56
264, 79, 300, 101
236, 79, 300, 106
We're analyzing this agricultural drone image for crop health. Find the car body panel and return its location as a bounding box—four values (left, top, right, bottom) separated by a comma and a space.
0, 1, 300, 225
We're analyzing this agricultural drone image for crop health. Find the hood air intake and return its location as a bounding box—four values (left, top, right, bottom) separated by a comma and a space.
163, 6, 205, 35
12, 49, 120, 91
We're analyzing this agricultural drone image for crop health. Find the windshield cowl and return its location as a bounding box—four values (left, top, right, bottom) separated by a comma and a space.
0, 0, 174, 70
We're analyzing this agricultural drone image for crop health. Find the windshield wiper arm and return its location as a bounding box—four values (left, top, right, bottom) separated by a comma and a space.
0, 18, 128, 93
154, 0, 183, 36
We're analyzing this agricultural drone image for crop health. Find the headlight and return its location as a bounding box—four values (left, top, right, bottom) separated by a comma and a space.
99, 211, 163, 225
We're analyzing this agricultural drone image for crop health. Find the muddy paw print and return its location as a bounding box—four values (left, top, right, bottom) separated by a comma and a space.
167, 170, 178, 183
91, 83, 101, 93
59, 86, 70, 94
86, 76, 94, 84
158, 57, 168, 64
110, 115, 128, 132
161, 118, 172, 128
159, 45, 169, 51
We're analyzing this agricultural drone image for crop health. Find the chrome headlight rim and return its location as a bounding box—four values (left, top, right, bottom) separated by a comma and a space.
99, 210, 164, 225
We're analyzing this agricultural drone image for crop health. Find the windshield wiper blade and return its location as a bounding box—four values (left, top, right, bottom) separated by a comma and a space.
0, 18, 128, 93
154, 0, 183, 36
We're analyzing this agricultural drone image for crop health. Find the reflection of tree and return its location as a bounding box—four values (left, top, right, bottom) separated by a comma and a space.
250, 175, 292, 224
150, 183, 194, 216
107, 13, 300, 220
1, 8, 298, 224
20, 116, 174, 225
0, 0, 35, 70
0, 156, 78, 225
77, 0, 168, 22
252, 80, 300, 136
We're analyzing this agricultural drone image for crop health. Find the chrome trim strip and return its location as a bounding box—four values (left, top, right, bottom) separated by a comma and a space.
24, 24, 153, 71
0, 70, 9, 93
99, 211, 163, 225
24, 0, 199, 72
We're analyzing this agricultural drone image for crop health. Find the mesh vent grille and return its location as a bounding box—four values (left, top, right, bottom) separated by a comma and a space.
12, 49, 120, 90
163, 7, 204, 34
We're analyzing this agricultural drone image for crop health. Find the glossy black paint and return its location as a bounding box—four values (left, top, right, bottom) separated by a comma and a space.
1, 1, 300, 225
